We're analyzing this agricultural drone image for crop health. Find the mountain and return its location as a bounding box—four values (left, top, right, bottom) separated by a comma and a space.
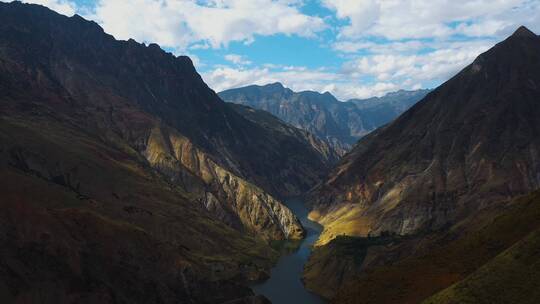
304, 26, 540, 301
228, 103, 341, 164
349, 89, 432, 128
219, 83, 429, 154
0, 2, 333, 302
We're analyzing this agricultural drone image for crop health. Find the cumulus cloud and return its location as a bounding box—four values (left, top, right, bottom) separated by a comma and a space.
224, 54, 252, 65
342, 41, 493, 83
203, 36, 497, 100
89, 0, 326, 50
322, 0, 380, 38
202, 65, 405, 99
203, 65, 337, 93
324, 0, 539, 40
321, 0, 540, 98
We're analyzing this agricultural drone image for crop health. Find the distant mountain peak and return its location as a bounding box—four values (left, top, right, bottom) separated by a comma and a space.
511, 25, 537, 38
265, 82, 285, 89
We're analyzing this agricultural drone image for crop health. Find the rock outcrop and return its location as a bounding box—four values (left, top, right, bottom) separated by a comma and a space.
144, 125, 304, 240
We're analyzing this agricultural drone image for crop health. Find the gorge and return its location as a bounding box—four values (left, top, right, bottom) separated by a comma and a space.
1, 2, 540, 304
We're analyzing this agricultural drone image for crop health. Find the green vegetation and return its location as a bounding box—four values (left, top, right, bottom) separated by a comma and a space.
328, 235, 398, 265
423, 227, 540, 304
330, 191, 540, 304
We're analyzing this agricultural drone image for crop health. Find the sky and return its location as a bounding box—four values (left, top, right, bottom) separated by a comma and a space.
12, 0, 540, 100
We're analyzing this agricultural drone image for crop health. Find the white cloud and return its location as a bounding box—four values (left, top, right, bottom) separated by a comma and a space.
203, 65, 337, 93
224, 54, 252, 65
333, 40, 427, 55
324, 0, 539, 40
322, 0, 539, 99
197, 0, 539, 99
204, 35, 496, 100
202, 65, 406, 99
342, 40, 493, 85
23, 0, 77, 15
322, 0, 380, 38
324, 81, 400, 100
89, 0, 326, 50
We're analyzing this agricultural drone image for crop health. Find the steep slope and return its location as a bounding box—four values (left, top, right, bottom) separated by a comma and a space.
0, 1, 330, 241
423, 226, 540, 304
304, 26, 540, 301
219, 83, 429, 154
350, 89, 431, 129
0, 114, 276, 303
228, 103, 340, 164
330, 190, 540, 304
310, 26, 540, 241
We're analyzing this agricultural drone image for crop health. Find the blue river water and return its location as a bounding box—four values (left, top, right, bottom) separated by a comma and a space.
252, 199, 327, 304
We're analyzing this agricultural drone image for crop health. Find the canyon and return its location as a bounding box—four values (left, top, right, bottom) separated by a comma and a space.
1, 2, 540, 304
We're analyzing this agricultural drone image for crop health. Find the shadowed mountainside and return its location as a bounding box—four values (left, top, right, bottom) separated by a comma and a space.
228, 103, 341, 164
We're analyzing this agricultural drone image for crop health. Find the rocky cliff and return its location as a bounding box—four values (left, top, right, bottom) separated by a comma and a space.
144, 125, 305, 240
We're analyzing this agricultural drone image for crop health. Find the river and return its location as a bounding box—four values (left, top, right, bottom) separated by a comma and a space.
252, 199, 327, 304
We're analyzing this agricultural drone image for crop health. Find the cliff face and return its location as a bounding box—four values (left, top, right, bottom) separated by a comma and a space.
310, 26, 540, 241
219, 83, 429, 155
144, 125, 305, 240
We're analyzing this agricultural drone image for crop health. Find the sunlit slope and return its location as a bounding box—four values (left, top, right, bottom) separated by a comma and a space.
330, 191, 540, 304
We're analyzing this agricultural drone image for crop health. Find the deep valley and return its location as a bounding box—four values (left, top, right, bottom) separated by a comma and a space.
1, 2, 540, 304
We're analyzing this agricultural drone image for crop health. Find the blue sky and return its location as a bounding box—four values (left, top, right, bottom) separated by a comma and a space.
16, 0, 540, 99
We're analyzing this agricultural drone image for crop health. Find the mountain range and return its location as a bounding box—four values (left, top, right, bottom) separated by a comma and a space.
219, 83, 430, 154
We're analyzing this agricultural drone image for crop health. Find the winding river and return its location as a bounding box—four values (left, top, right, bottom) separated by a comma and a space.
252, 199, 327, 304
